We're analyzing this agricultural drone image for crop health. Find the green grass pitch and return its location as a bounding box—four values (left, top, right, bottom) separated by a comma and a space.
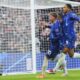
0, 70, 80, 80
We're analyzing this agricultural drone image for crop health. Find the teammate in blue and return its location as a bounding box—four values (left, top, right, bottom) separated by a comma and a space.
47, 13, 68, 76
37, 12, 67, 78
61, 4, 80, 58
47, 4, 80, 76
50, 5, 80, 74
46, 13, 61, 59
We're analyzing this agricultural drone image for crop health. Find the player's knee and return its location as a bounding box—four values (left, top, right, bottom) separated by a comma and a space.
42, 65, 47, 69
63, 60, 67, 65
42, 62, 48, 67
68, 49, 74, 58
69, 54, 74, 58
63, 48, 69, 53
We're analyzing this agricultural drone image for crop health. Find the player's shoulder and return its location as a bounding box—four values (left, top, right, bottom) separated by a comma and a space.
51, 20, 60, 29
69, 11, 76, 16
54, 20, 60, 25
53, 20, 60, 30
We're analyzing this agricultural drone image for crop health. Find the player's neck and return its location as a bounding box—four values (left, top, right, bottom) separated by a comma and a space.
66, 10, 72, 14
51, 19, 56, 23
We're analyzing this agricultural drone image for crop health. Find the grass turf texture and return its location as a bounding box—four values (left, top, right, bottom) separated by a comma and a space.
0, 70, 80, 80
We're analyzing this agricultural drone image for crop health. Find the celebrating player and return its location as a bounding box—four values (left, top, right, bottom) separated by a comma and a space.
61, 4, 80, 58
47, 13, 67, 75
37, 12, 67, 78
48, 4, 80, 75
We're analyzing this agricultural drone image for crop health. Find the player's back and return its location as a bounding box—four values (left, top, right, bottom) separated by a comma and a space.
49, 20, 61, 52
49, 20, 60, 40
46, 20, 63, 59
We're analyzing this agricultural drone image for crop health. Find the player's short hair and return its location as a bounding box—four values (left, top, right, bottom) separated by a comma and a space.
49, 12, 57, 18
66, 4, 72, 10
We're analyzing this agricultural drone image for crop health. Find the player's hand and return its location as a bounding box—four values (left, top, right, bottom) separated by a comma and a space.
42, 21, 49, 26
39, 21, 45, 29
39, 21, 49, 28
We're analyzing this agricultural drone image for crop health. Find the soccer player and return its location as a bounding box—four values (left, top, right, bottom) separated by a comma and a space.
61, 4, 80, 58
37, 12, 67, 78
47, 13, 68, 76
48, 4, 80, 75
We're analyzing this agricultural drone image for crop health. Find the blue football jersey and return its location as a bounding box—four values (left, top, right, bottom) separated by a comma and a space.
48, 20, 61, 52
63, 11, 80, 38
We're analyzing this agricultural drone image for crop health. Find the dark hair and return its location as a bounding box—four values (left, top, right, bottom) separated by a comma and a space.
66, 4, 72, 10
49, 12, 57, 18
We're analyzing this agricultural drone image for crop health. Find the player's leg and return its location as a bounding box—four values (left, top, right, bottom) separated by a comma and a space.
47, 53, 63, 74
63, 47, 69, 54
61, 36, 69, 54
68, 48, 74, 57
42, 56, 48, 75
68, 48, 80, 58
48, 53, 68, 76
37, 55, 48, 78
66, 39, 80, 58
54, 53, 68, 75
61, 58, 68, 76
47, 38, 68, 75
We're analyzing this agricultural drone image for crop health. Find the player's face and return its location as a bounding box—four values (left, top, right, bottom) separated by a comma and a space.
63, 5, 69, 13
49, 15, 55, 22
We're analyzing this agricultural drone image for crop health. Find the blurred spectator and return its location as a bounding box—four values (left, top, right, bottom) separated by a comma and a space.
0, 6, 31, 53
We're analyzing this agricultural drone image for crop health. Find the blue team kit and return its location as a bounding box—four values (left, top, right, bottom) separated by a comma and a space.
63, 11, 80, 49
46, 11, 80, 59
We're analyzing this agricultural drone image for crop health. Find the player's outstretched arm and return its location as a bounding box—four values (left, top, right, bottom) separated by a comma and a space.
39, 20, 51, 29
70, 13, 80, 22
